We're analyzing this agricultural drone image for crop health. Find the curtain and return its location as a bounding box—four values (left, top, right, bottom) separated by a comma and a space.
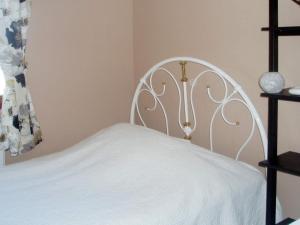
0, 0, 42, 156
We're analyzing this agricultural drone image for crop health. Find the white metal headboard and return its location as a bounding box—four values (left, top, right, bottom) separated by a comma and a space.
130, 57, 267, 160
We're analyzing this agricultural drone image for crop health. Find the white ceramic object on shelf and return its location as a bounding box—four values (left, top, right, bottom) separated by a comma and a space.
259, 72, 285, 94
289, 87, 300, 95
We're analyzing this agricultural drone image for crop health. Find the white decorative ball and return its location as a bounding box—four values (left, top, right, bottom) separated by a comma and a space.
259, 72, 285, 94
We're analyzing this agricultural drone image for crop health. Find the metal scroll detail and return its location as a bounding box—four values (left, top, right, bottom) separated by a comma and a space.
130, 57, 267, 161
190, 70, 256, 160
135, 67, 181, 135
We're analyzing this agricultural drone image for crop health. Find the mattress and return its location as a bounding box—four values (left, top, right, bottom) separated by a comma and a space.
0, 123, 281, 225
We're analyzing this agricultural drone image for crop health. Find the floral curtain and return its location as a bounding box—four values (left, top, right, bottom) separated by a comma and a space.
0, 0, 42, 156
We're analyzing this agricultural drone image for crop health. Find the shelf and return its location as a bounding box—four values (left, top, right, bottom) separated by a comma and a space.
291, 0, 300, 6
277, 218, 295, 225
259, 151, 300, 177
262, 26, 300, 36
261, 89, 300, 102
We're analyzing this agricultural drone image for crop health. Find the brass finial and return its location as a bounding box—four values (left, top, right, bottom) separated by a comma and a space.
183, 122, 191, 127
179, 61, 188, 82
184, 135, 192, 140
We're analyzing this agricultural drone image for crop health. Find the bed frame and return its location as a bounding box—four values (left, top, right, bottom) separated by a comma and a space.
0, 57, 268, 167
130, 57, 267, 161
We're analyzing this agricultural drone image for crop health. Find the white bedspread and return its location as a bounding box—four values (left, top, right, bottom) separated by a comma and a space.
0, 123, 281, 225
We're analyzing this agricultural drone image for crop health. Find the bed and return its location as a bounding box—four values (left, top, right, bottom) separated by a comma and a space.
0, 57, 282, 225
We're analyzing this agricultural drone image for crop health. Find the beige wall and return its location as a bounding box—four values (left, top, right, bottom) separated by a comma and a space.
6, 0, 134, 163
134, 0, 300, 219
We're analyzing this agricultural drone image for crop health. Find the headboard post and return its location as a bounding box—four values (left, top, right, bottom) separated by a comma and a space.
180, 61, 192, 140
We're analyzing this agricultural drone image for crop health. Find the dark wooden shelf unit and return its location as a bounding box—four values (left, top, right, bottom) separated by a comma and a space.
261, 89, 300, 102
276, 218, 295, 225
260, 0, 300, 224
262, 26, 300, 36
259, 151, 300, 177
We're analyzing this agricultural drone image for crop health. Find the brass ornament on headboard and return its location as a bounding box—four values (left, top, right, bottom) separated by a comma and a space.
179, 61, 192, 140
179, 61, 188, 82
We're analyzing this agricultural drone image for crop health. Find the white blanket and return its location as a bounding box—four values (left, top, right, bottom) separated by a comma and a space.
0, 123, 281, 225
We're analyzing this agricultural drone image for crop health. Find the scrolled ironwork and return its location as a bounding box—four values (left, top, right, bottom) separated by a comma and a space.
130, 57, 267, 161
